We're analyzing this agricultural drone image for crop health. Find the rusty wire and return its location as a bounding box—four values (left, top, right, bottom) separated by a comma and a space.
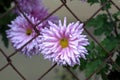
0, 0, 120, 80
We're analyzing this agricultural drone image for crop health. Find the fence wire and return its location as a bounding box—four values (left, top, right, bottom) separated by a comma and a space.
0, 0, 120, 80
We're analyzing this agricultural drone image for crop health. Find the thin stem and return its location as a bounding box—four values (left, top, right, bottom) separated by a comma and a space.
106, 9, 118, 36
38, 63, 57, 80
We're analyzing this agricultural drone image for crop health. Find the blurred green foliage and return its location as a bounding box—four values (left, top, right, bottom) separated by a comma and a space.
78, 0, 120, 80
0, 0, 15, 47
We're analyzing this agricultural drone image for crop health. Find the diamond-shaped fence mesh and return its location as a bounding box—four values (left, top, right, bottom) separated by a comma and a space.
0, 0, 120, 80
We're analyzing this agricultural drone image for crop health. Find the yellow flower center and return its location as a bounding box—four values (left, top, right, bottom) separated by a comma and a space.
26, 28, 32, 35
60, 38, 68, 48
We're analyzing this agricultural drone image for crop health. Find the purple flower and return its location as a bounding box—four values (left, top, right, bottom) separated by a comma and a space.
6, 14, 42, 56
15, 0, 58, 28
41, 17, 89, 66
16, 0, 42, 14
80, 0, 87, 2
30, 6, 58, 28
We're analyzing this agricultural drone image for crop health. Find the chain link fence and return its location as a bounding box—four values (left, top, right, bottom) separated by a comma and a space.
0, 0, 120, 80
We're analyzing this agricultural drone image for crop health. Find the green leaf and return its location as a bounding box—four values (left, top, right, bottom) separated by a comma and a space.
112, 63, 120, 73
115, 54, 120, 68
101, 36, 119, 51
0, 25, 9, 48
86, 19, 96, 27
96, 45, 107, 58
86, 41, 97, 59
85, 59, 102, 77
79, 58, 87, 70
0, 13, 16, 25
86, 13, 114, 36
112, 11, 120, 21
94, 27, 104, 35
95, 35, 119, 58
86, 41, 95, 50
0, 12, 16, 48
95, 21, 113, 36
98, 64, 109, 80
72, 65, 78, 70
1, 31, 9, 48
100, 0, 111, 10
86, 14, 108, 29
87, 0, 99, 5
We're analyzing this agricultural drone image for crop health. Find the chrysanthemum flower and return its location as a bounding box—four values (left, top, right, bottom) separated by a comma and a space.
30, 6, 58, 28
6, 14, 42, 56
16, 0, 42, 14
15, 0, 58, 28
41, 17, 89, 66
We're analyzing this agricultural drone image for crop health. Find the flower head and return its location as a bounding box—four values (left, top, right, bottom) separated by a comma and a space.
15, 0, 58, 28
16, 0, 42, 14
41, 17, 89, 66
30, 6, 58, 28
6, 14, 42, 56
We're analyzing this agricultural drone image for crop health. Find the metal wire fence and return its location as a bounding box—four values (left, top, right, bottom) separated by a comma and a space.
0, 0, 120, 80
